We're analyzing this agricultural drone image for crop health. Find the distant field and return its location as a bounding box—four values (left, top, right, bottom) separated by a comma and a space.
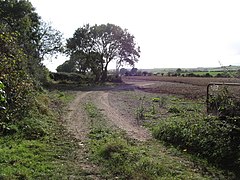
181, 71, 236, 77
123, 76, 240, 99
140, 65, 240, 76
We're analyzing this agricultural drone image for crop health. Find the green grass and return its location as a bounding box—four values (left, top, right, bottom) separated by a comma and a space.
0, 91, 86, 179
1, 87, 233, 179
84, 101, 224, 179
134, 94, 239, 178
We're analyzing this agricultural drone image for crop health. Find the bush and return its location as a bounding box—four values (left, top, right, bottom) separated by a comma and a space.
50, 72, 95, 83
153, 116, 240, 170
106, 75, 122, 83
0, 81, 6, 110
209, 86, 240, 118
0, 32, 35, 125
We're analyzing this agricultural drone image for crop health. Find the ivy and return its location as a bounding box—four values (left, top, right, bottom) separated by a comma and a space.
0, 81, 6, 110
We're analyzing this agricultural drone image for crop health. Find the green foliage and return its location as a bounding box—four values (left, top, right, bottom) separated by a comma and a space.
0, 81, 6, 110
0, 91, 84, 179
66, 23, 140, 81
153, 111, 240, 173
50, 72, 95, 84
209, 86, 240, 117
86, 102, 215, 179
152, 97, 160, 102
133, 93, 239, 175
0, 0, 64, 126
0, 0, 63, 84
56, 60, 75, 73
136, 96, 169, 122
237, 69, 240, 77
89, 125, 208, 179
0, 32, 35, 125
168, 106, 181, 114
136, 96, 146, 121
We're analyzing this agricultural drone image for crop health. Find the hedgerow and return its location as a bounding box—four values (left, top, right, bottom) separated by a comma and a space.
0, 32, 35, 130
153, 115, 240, 171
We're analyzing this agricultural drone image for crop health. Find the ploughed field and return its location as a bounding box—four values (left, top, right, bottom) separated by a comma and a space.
123, 76, 240, 99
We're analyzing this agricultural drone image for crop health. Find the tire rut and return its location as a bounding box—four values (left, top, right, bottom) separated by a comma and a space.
66, 91, 91, 140
64, 91, 100, 179
93, 91, 152, 141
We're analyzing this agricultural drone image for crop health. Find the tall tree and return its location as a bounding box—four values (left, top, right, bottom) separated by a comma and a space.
66, 23, 140, 81
0, 0, 64, 124
0, 0, 63, 83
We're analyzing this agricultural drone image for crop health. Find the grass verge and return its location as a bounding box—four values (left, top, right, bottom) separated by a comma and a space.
0, 91, 85, 179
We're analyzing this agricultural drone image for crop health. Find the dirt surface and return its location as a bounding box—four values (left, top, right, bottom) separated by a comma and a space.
64, 91, 101, 179
65, 89, 152, 142
63, 83, 154, 178
123, 76, 240, 99
64, 75, 240, 142
61, 76, 237, 178
93, 91, 151, 141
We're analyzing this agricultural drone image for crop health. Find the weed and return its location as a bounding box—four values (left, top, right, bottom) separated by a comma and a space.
209, 85, 240, 117
168, 106, 181, 114
0, 91, 84, 179
85, 102, 222, 179
153, 110, 240, 177
151, 102, 156, 115
136, 96, 146, 122
152, 97, 160, 102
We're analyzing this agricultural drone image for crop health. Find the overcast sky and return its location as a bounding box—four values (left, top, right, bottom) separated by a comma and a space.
30, 0, 240, 71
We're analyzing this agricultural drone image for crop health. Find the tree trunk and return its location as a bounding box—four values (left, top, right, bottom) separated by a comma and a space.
101, 67, 108, 82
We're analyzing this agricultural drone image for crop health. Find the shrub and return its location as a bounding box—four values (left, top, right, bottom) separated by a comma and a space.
209, 86, 240, 118
153, 116, 240, 170
0, 32, 35, 125
50, 72, 95, 84
0, 81, 6, 110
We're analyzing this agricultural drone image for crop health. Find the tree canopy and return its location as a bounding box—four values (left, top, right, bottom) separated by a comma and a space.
65, 23, 140, 81
0, 0, 63, 83
0, 0, 63, 123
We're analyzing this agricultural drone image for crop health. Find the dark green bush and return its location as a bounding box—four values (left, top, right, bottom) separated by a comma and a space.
0, 32, 35, 125
209, 86, 240, 118
153, 116, 240, 170
50, 72, 95, 83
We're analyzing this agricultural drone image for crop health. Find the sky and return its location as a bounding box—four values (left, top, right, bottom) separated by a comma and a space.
30, 0, 240, 71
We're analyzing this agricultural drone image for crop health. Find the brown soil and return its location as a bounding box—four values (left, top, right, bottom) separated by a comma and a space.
93, 91, 151, 141
123, 76, 240, 99
65, 89, 151, 142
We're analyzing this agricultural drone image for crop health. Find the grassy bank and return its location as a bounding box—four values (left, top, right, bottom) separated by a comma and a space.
0, 91, 85, 179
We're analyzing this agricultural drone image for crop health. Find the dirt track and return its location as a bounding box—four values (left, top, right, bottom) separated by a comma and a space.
61, 77, 236, 178
65, 88, 151, 142
64, 76, 240, 141
63, 83, 153, 178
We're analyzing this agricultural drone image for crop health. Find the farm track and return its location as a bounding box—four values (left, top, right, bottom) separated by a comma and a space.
63, 83, 153, 178
64, 91, 101, 179
62, 76, 240, 178
64, 75, 240, 144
